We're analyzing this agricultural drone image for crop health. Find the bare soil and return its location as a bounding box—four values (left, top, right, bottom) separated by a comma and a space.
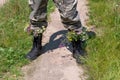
22, 0, 89, 80
0, 0, 7, 6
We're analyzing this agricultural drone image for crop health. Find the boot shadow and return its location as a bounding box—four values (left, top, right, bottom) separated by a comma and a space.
40, 30, 96, 64
41, 30, 68, 54
87, 31, 96, 39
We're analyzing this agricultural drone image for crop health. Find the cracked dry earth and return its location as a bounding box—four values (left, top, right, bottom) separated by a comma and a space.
22, 0, 89, 80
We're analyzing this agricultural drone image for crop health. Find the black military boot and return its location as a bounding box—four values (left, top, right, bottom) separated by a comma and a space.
26, 34, 42, 60
71, 40, 85, 63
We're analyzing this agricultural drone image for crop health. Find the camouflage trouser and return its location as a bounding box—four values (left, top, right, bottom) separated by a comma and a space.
29, 0, 82, 31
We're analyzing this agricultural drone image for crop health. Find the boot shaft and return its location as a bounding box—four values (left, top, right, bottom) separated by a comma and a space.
33, 33, 42, 49
72, 40, 82, 50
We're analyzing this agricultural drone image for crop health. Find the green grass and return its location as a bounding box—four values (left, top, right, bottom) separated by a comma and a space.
85, 0, 120, 80
0, 0, 55, 79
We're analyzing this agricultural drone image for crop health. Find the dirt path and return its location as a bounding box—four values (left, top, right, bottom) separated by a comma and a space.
22, 0, 89, 80
0, 0, 7, 6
